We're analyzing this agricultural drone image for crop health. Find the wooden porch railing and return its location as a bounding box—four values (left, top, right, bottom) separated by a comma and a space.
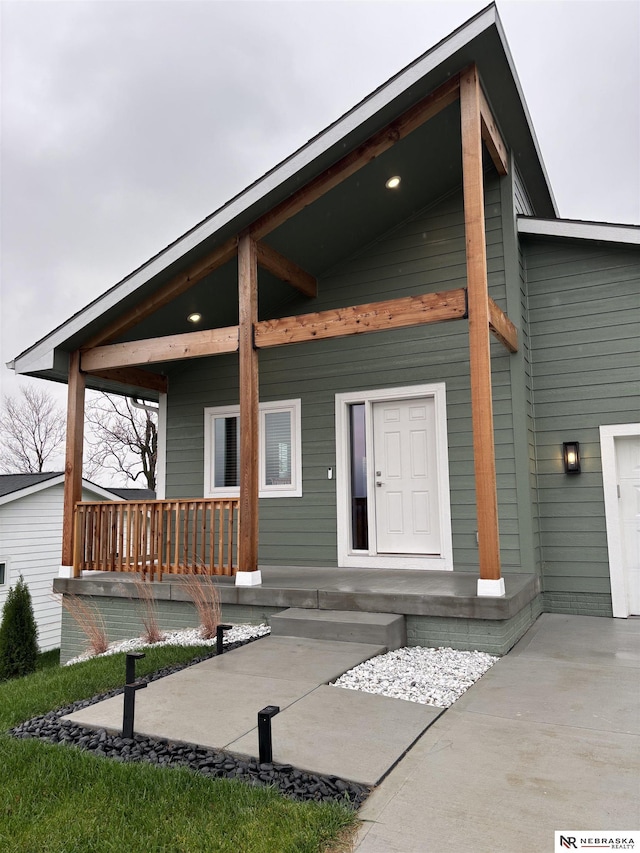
73, 499, 240, 581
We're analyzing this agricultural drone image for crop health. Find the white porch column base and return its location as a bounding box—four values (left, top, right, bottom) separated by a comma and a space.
59, 565, 74, 579
477, 577, 506, 597
235, 570, 262, 587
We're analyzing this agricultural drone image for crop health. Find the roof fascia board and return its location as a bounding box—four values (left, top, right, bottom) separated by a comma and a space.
0, 474, 65, 505
518, 217, 640, 245
12, 7, 499, 379
0, 475, 130, 506
80, 480, 130, 501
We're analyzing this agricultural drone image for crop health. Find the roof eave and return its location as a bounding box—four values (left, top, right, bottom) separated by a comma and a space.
518, 216, 640, 245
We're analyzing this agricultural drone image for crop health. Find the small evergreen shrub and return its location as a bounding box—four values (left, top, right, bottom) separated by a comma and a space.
0, 574, 39, 680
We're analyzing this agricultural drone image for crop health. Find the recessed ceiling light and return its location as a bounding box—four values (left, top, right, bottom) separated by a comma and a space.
385, 175, 401, 189
187, 312, 202, 323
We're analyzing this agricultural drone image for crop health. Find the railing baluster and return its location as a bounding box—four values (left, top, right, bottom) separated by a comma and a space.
228, 501, 235, 575
71, 497, 239, 578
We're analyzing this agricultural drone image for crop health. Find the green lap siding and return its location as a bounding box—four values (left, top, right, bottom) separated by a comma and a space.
525, 237, 640, 607
165, 176, 531, 572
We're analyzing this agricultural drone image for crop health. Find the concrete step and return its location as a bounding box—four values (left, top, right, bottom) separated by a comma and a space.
270, 608, 406, 650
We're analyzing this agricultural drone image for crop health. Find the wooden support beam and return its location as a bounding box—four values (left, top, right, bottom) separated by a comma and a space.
488, 298, 518, 353
82, 326, 239, 372
249, 75, 461, 241
256, 241, 317, 297
84, 366, 168, 394
478, 85, 509, 176
255, 288, 466, 348
82, 236, 238, 349
460, 64, 502, 583
237, 234, 260, 574
78, 74, 465, 354
61, 351, 85, 575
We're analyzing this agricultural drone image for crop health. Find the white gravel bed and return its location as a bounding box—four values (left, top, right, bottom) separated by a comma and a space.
66, 630, 497, 710
332, 646, 498, 708
65, 624, 271, 666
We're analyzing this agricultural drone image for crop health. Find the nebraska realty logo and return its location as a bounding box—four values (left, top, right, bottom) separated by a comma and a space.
555, 832, 637, 851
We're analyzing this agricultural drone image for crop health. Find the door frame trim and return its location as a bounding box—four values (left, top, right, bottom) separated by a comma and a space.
600, 422, 640, 617
335, 383, 453, 570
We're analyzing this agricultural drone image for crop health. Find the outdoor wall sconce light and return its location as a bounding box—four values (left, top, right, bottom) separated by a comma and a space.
563, 442, 581, 475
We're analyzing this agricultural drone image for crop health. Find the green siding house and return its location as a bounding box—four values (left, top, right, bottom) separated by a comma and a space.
10, 5, 639, 660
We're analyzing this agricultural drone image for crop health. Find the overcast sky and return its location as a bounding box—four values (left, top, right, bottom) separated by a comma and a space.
1, 0, 639, 411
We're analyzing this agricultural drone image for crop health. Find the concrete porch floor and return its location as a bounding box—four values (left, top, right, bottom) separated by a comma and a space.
65, 565, 540, 621
55, 566, 542, 659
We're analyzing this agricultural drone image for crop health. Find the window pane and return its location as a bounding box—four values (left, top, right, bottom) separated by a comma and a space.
0, 563, 5, 585
349, 403, 368, 550
264, 411, 292, 485
214, 416, 239, 487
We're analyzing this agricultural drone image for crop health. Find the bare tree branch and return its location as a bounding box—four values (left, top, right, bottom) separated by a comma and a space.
0, 386, 66, 473
84, 393, 158, 490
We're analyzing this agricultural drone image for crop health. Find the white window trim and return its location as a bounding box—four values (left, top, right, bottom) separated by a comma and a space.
600, 422, 640, 618
0, 557, 9, 587
155, 392, 167, 500
335, 383, 453, 570
204, 399, 302, 498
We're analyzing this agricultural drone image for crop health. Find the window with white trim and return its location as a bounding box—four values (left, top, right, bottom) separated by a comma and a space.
0, 560, 7, 587
204, 400, 302, 498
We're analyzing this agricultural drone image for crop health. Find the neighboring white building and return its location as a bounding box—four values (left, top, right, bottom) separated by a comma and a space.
0, 473, 152, 652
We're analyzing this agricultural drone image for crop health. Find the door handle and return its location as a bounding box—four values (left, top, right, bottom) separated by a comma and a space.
376, 481, 383, 487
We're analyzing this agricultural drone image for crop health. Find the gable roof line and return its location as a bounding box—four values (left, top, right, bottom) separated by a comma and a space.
10, 3, 556, 379
0, 473, 128, 506
518, 216, 640, 245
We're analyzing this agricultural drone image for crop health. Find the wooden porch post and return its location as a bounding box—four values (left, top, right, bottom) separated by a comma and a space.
236, 233, 261, 585
460, 65, 504, 596
61, 350, 85, 577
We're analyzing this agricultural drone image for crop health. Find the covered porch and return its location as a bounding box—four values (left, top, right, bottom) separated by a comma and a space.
56, 62, 518, 598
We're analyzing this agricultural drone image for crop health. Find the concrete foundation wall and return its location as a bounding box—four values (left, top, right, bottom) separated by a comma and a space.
58, 585, 545, 661
406, 595, 544, 655
542, 591, 613, 618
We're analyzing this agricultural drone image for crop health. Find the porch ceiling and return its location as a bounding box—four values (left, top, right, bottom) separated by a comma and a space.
116, 103, 465, 345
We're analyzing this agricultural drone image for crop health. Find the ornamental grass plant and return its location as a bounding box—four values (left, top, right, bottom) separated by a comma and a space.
59, 593, 109, 656
181, 570, 222, 640
132, 576, 165, 644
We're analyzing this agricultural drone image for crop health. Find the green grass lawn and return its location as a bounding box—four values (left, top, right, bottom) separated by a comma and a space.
0, 647, 357, 853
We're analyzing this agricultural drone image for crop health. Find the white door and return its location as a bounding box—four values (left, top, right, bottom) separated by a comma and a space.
373, 397, 440, 554
617, 435, 640, 615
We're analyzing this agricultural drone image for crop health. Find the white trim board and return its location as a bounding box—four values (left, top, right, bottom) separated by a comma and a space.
518, 217, 640, 245
335, 382, 453, 570
156, 392, 168, 500
600, 423, 640, 618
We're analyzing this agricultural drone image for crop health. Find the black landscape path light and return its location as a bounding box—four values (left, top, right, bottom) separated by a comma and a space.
122, 651, 147, 739
216, 623, 233, 655
258, 705, 280, 764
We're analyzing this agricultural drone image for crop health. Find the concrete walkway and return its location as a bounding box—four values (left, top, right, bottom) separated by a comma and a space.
64, 613, 640, 850
64, 635, 443, 786
354, 614, 640, 852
